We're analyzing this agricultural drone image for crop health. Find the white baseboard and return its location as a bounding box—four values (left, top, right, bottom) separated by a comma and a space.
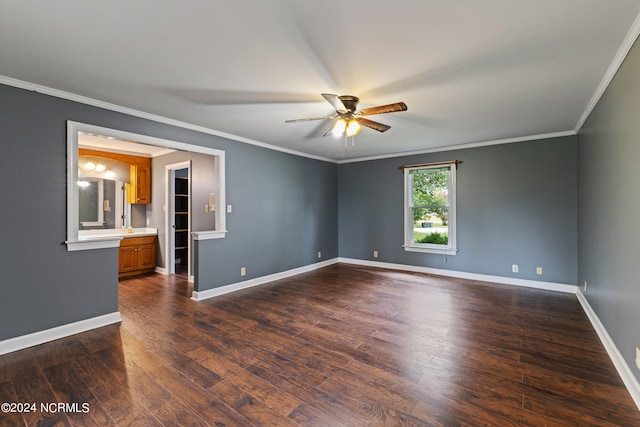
155, 266, 166, 275
338, 258, 578, 294
0, 312, 122, 356
576, 289, 640, 411
191, 258, 339, 301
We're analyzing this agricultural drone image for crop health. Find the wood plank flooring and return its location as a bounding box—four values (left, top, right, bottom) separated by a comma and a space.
1, 263, 639, 426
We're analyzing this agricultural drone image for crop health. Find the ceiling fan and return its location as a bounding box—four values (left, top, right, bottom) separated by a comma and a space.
285, 93, 407, 138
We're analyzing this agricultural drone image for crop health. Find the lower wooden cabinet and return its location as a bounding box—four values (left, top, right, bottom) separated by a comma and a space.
119, 236, 157, 278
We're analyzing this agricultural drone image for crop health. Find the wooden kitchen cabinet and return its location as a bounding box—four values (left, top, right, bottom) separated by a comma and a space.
119, 236, 157, 278
128, 164, 151, 204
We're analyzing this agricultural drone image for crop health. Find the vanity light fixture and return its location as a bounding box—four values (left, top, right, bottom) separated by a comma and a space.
79, 160, 115, 179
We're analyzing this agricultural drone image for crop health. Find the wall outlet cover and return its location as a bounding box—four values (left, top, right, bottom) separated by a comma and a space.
512, 264, 519, 273
636, 348, 640, 370
536, 267, 543, 275
373, 250, 378, 258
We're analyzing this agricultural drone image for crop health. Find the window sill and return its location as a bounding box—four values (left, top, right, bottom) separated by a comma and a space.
403, 245, 457, 255
66, 238, 122, 251
192, 230, 227, 241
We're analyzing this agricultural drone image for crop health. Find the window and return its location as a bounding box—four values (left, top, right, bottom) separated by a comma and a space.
404, 163, 457, 255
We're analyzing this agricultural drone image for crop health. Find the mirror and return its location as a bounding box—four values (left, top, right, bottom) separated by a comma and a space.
78, 179, 128, 229
78, 151, 132, 231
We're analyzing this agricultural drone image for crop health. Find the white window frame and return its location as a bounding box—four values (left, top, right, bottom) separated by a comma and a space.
403, 163, 457, 255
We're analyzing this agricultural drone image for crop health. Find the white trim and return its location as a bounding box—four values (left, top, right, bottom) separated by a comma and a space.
191, 258, 339, 301
165, 161, 192, 277
0, 312, 121, 355
192, 230, 228, 240
337, 131, 576, 164
0, 75, 336, 164
65, 238, 122, 251
66, 121, 227, 251
403, 163, 457, 255
0, 74, 577, 165
1, 75, 578, 165
576, 289, 640, 411
154, 266, 166, 275
403, 245, 458, 256
337, 258, 578, 294
575, 11, 640, 132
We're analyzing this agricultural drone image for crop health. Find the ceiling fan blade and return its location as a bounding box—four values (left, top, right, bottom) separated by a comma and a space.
356, 117, 391, 133
321, 93, 347, 112
322, 122, 336, 137
285, 114, 337, 123
358, 102, 407, 116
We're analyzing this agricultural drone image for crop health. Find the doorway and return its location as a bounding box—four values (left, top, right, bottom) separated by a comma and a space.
166, 161, 191, 279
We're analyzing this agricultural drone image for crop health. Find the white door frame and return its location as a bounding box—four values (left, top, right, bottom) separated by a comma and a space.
165, 161, 191, 280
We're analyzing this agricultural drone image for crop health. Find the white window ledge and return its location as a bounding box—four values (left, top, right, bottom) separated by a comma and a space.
192, 230, 228, 241
404, 245, 457, 256
66, 238, 123, 251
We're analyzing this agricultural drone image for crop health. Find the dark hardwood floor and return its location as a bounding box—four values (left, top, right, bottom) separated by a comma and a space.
1, 264, 639, 426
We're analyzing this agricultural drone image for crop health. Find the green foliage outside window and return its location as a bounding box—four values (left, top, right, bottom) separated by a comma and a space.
416, 232, 448, 245
411, 168, 449, 225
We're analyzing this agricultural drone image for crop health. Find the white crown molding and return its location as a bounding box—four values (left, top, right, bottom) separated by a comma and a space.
0, 75, 336, 164
0, 74, 577, 165
0, 312, 121, 355
192, 258, 339, 301
576, 289, 640, 411
337, 131, 576, 164
575, 11, 640, 132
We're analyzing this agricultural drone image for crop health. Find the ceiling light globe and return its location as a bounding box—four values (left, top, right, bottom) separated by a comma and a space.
332, 119, 347, 137
346, 119, 361, 137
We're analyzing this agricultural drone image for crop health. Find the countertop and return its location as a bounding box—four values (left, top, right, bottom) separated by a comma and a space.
78, 227, 158, 241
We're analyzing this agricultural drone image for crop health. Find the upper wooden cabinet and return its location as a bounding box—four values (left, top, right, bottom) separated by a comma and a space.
129, 164, 151, 204
79, 148, 152, 205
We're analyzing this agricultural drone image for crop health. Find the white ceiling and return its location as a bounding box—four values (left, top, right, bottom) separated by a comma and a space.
2, 1, 640, 161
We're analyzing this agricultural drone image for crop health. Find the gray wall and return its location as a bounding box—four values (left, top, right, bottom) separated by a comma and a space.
151, 150, 219, 269
578, 36, 640, 382
338, 136, 578, 284
195, 142, 339, 290
0, 83, 338, 341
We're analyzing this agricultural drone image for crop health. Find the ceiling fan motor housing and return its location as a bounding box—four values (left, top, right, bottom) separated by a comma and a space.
338, 95, 360, 112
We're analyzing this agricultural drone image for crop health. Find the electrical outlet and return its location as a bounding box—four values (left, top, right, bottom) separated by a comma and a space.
536, 266, 543, 275
373, 250, 378, 258
584, 281, 588, 293
240, 267, 246, 276
512, 264, 519, 273
146, 218, 150, 226
227, 204, 232, 213
636, 348, 640, 370
317, 251, 321, 259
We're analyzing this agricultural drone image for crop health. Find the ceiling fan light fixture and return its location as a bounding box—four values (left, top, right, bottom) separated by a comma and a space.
332, 118, 347, 137
345, 119, 361, 137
